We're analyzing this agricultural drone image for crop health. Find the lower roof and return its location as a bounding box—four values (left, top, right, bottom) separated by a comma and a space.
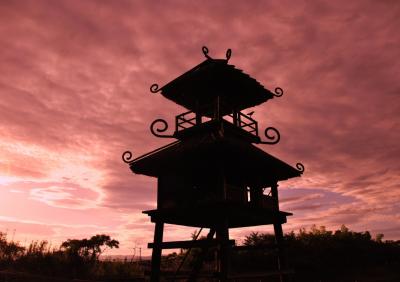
129, 133, 302, 185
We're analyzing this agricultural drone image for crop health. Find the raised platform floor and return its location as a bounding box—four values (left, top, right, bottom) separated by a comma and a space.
143, 202, 291, 228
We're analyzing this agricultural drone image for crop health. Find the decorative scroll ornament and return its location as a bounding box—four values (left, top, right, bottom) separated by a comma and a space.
150, 119, 174, 138
259, 127, 281, 145
202, 46, 212, 60
202, 46, 232, 62
226, 48, 232, 61
150, 83, 161, 93
296, 162, 305, 173
122, 151, 134, 164
272, 87, 284, 97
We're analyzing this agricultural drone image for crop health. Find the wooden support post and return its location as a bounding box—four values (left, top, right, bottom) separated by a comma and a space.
217, 169, 227, 202
232, 110, 238, 126
175, 114, 179, 132
274, 222, 287, 282
196, 113, 202, 125
215, 96, 221, 121
250, 185, 263, 207
150, 221, 164, 282
195, 100, 202, 125
254, 119, 258, 136
270, 182, 280, 210
216, 221, 230, 282
271, 182, 288, 282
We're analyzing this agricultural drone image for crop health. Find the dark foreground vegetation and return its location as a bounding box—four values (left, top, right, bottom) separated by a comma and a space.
233, 225, 400, 281
0, 225, 399, 281
0, 233, 142, 281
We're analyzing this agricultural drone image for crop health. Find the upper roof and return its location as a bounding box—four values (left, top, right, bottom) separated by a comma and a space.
151, 47, 280, 116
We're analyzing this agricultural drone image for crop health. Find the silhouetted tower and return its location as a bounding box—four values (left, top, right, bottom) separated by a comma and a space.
123, 47, 304, 282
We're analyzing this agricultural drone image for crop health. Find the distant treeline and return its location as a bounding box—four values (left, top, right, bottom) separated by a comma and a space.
0, 233, 141, 280
1, 225, 399, 281
233, 225, 400, 281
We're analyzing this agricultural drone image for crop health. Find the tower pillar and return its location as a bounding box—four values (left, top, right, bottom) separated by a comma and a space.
271, 182, 288, 282
150, 221, 164, 282
216, 220, 230, 281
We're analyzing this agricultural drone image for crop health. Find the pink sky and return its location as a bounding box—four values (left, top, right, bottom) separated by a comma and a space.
1, 0, 399, 255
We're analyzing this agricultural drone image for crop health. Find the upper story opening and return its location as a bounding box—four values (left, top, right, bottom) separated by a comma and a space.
175, 99, 258, 137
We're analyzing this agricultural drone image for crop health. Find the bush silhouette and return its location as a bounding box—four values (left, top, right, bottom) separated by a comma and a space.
231, 225, 400, 281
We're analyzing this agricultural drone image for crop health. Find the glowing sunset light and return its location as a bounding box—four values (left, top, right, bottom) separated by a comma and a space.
0, 0, 399, 256
0, 176, 17, 186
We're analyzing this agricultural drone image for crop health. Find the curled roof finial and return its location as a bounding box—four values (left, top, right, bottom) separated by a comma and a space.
202, 46, 212, 59
150, 119, 174, 138
296, 163, 305, 173
226, 49, 232, 61
150, 84, 161, 93
202, 46, 232, 61
122, 151, 134, 164
259, 127, 281, 145
273, 87, 284, 97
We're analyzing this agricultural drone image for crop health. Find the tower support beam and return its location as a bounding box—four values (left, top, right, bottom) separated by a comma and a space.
150, 221, 164, 282
271, 181, 289, 282
216, 220, 230, 282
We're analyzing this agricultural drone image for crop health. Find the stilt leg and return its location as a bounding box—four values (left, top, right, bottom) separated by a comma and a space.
271, 181, 289, 282
216, 221, 230, 282
274, 222, 287, 282
150, 221, 164, 282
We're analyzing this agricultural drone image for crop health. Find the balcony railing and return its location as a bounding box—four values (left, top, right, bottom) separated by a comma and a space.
175, 110, 258, 136
176, 110, 197, 131
228, 111, 258, 136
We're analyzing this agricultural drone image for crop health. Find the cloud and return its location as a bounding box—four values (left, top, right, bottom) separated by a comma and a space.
30, 184, 100, 210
